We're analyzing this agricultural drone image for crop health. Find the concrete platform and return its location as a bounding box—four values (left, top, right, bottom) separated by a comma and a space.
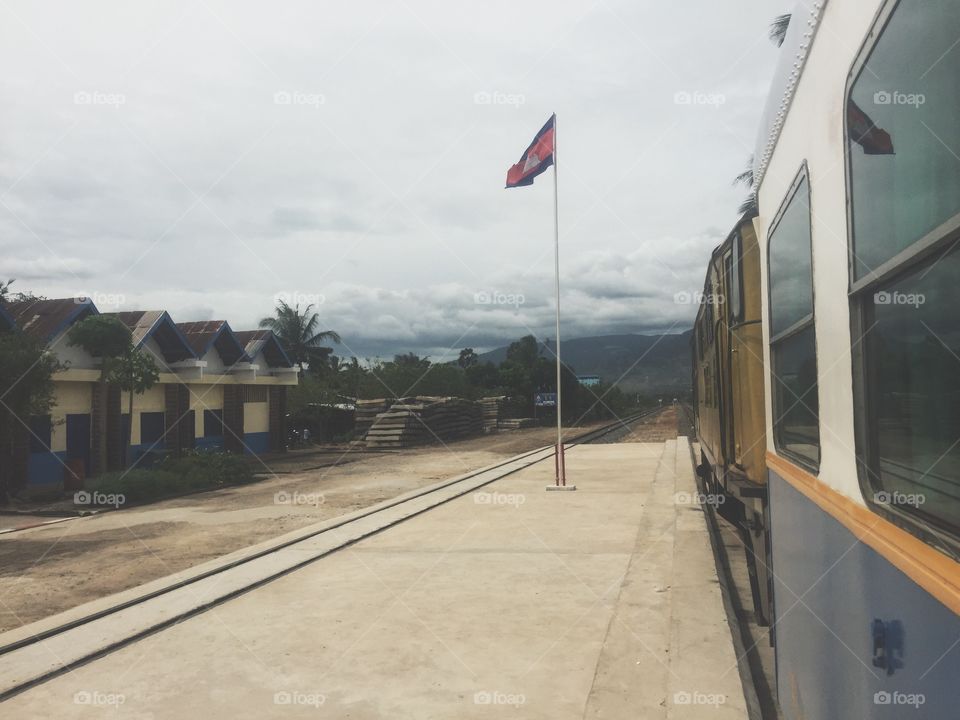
0, 439, 747, 718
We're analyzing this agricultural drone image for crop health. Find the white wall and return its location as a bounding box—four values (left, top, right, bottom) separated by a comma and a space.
756, 0, 885, 505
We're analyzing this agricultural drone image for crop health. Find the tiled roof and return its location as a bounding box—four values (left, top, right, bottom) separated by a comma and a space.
234, 330, 294, 368
5, 297, 97, 341
176, 321, 247, 365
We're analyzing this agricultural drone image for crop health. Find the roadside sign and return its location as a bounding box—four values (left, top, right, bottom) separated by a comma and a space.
534, 392, 557, 407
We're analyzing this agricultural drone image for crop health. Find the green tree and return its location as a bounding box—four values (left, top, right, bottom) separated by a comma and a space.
111, 346, 160, 467
259, 301, 340, 377
0, 329, 63, 502
457, 348, 478, 368
68, 316, 134, 475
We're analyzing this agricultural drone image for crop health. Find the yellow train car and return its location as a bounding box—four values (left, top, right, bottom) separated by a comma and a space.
693, 210, 771, 623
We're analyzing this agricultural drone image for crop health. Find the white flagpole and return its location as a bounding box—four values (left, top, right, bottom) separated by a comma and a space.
550, 113, 570, 488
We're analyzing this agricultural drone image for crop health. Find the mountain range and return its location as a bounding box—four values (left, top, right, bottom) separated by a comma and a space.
475, 330, 693, 398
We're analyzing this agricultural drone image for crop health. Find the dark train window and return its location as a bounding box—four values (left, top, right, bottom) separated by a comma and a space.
727, 233, 743, 323
768, 169, 819, 470
848, 0, 960, 540
848, 0, 960, 282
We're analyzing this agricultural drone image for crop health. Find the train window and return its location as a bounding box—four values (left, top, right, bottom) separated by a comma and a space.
727, 233, 743, 324
768, 169, 820, 470
847, 0, 960, 541
848, 0, 960, 281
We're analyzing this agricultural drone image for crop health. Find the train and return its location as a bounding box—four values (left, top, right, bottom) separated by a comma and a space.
692, 0, 960, 718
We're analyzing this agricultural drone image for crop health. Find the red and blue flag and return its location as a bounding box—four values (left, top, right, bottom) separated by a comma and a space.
505, 114, 555, 188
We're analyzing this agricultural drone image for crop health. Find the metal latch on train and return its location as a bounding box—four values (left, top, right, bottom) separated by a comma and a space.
871, 619, 903, 675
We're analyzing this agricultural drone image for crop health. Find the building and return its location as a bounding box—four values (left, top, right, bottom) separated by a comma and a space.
577, 375, 601, 387
4, 297, 297, 490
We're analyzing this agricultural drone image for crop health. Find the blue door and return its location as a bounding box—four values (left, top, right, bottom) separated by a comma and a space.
65, 413, 91, 476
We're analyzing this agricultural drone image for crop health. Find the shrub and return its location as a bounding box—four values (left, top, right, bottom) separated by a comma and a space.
90, 452, 256, 505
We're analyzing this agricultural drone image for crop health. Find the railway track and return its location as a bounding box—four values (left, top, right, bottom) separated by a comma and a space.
0, 409, 659, 700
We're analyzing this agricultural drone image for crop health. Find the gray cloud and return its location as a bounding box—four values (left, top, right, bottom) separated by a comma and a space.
0, 0, 791, 358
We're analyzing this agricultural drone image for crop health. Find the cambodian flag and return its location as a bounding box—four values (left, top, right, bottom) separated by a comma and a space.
505, 114, 556, 188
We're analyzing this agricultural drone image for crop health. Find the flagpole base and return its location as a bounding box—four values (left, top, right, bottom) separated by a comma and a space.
545, 485, 577, 491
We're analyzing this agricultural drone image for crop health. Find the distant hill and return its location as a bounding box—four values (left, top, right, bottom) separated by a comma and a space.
475, 330, 693, 397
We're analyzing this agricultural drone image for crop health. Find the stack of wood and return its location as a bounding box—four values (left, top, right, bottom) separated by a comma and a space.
480, 396, 505, 432
420, 397, 483, 441
361, 396, 483, 448
499, 417, 536, 430
354, 399, 391, 438
364, 407, 428, 448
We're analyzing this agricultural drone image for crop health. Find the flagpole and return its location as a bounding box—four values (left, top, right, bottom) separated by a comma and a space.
551, 113, 569, 488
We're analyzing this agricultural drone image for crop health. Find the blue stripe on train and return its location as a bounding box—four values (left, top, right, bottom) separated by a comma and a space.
769, 469, 959, 720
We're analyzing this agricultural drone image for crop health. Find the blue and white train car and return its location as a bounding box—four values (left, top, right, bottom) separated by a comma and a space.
753, 0, 960, 717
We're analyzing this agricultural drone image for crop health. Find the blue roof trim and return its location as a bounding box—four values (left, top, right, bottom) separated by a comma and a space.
204, 322, 250, 364
269, 332, 295, 368
49, 298, 99, 341
136, 312, 198, 360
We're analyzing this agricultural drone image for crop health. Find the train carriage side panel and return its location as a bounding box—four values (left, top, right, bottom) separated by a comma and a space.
755, 0, 960, 718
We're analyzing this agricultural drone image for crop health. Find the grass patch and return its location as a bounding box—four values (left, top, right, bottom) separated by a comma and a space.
90, 452, 257, 505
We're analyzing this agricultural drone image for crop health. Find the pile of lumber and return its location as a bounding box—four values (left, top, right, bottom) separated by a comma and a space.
354, 399, 390, 438
364, 407, 428, 448
480, 396, 505, 432
498, 417, 536, 430
361, 396, 483, 449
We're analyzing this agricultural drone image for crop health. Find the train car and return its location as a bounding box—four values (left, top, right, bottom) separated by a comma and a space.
699, 0, 960, 717
693, 212, 772, 625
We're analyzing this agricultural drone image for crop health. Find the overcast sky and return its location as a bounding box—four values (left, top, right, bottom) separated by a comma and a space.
0, 0, 792, 360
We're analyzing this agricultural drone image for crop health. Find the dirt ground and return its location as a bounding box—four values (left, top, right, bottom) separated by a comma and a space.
614, 404, 683, 442
0, 421, 614, 634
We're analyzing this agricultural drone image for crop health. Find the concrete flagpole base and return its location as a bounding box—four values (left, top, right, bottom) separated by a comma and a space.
545, 485, 577, 491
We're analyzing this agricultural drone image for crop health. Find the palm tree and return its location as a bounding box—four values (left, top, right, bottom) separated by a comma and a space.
769, 14, 790, 47
259, 301, 341, 376
0, 279, 14, 305
733, 155, 757, 215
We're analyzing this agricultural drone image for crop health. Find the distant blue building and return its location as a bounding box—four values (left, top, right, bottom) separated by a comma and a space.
577, 375, 601, 387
